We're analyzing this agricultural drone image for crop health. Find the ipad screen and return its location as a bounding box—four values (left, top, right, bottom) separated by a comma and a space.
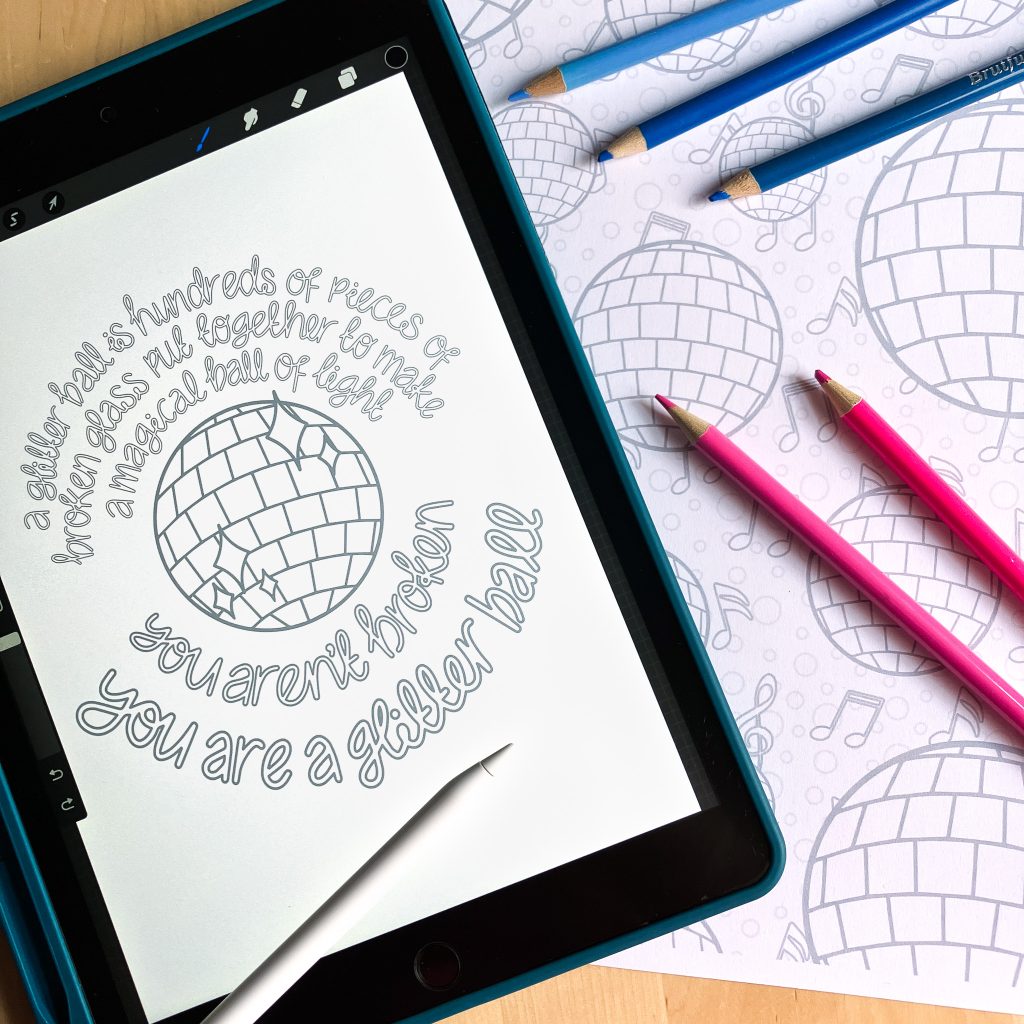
0, 41, 708, 1021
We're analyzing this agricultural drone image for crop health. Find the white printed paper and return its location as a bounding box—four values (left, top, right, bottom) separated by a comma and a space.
448, 0, 1024, 1012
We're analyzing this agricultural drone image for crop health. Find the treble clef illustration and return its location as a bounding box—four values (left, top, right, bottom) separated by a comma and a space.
735, 673, 779, 808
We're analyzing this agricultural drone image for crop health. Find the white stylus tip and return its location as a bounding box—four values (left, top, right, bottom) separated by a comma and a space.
480, 743, 513, 777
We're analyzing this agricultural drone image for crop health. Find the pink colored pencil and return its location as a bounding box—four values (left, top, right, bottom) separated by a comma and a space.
654, 394, 1024, 737
816, 370, 1024, 606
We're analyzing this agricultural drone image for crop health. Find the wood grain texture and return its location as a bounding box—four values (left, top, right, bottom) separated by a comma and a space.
0, 4, 1021, 1024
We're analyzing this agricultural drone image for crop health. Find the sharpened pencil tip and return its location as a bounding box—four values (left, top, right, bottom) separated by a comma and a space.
655, 394, 676, 412
814, 369, 831, 385
597, 150, 612, 163
708, 190, 729, 203
508, 89, 529, 102
481, 743, 513, 776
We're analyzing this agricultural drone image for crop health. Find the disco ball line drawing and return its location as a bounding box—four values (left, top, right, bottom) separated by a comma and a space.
494, 101, 605, 229
804, 743, 1024, 984
575, 215, 782, 453
911, 0, 1024, 37
669, 552, 710, 644
454, 0, 533, 67
154, 394, 384, 632
807, 483, 1000, 675
576, 0, 757, 80
857, 102, 1024, 419
693, 112, 826, 253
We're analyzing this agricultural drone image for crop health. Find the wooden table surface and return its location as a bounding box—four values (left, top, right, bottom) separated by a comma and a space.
0, 2, 1020, 1022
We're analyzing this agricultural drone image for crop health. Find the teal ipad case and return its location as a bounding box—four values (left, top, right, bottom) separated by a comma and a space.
0, 2, 784, 1020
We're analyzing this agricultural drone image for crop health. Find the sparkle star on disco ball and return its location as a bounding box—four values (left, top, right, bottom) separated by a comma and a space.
807, 485, 1000, 675
576, 234, 782, 450
721, 119, 826, 222
604, 0, 755, 76
857, 102, 1024, 417
154, 394, 384, 631
804, 743, 1024, 983
494, 102, 604, 227
912, 0, 1023, 37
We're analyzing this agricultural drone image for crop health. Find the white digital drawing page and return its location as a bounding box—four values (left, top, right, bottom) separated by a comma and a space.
448, 0, 1024, 1012
0, 73, 701, 1021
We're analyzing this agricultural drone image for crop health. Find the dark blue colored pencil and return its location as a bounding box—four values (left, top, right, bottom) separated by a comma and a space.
710, 48, 1024, 200
599, 0, 956, 161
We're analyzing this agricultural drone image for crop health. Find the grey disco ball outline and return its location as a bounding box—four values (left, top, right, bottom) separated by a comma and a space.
855, 101, 1024, 418
605, 0, 756, 76
457, 0, 534, 47
669, 552, 710, 644
804, 742, 1024, 978
153, 397, 384, 633
575, 238, 783, 451
806, 484, 1000, 675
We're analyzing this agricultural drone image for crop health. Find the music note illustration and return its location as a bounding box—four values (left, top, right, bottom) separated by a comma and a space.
979, 415, 1024, 464
767, 530, 793, 559
930, 686, 984, 745
754, 203, 818, 254
776, 379, 839, 453
729, 503, 759, 552
689, 113, 743, 165
859, 462, 891, 495
810, 690, 885, 748
736, 673, 779, 808
860, 54, 933, 105
776, 921, 812, 963
807, 277, 862, 335
729, 502, 791, 556
784, 68, 828, 125
927, 456, 966, 497
711, 582, 754, 651
1015, 509, 1024, 555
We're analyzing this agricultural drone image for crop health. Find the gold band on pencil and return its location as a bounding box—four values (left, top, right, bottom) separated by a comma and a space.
520, 66, 567, 98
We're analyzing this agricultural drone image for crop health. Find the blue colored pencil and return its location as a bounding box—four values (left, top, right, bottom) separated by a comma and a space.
710, 48, 1024, 200
599, 0, 956, 161
508, 0, 801, 102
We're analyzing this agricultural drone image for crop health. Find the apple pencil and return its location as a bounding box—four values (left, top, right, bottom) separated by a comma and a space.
201, 744, 513, 1024
655, 395, 1024, 736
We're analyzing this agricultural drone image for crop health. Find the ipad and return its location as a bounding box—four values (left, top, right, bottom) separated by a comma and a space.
0, 2, 783, 1021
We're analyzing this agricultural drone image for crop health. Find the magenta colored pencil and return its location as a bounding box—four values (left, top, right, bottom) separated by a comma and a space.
655, 394, 1024, 737
816, 370, 1024, 606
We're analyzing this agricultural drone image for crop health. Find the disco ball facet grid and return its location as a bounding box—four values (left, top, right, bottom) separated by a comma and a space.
154, 396, 384, 631
857, 103, 1024, 417
807, 486, 1001, 675
605, 0, 755, 74
494, 102, 601, 226
721, 120, 827, 222
456, 0, 533, 45
804, 743, 1024, 984
912, 0, 1024, 37
576, 240, 782, 449
670, 553, 711, 643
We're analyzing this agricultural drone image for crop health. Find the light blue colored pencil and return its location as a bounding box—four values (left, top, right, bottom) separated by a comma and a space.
599, 0, 957, 160
508, 0, 801, 102
710, 47, 1024, 200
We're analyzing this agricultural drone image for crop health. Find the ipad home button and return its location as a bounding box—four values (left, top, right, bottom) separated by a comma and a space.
413, 941, 461, 991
